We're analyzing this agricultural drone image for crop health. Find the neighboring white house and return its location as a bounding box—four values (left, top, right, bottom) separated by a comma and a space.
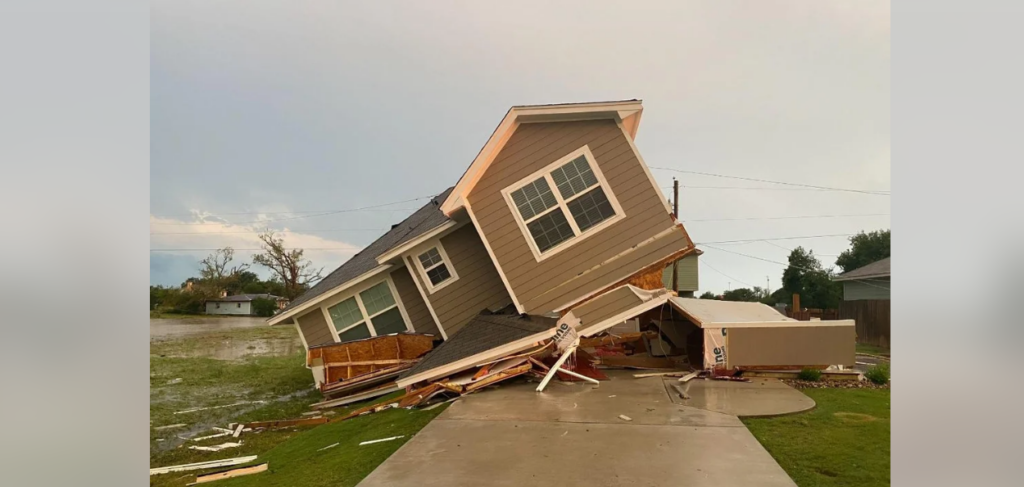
205, 294, 288, 316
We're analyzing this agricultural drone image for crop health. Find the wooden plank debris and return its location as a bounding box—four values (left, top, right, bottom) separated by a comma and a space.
311, 384, 400, 410
150, 456, 259, 476
536, 345, 577, 392
189, 442, 242, 452
317, 443, 339, 451
618, 415, 632, 421
154, 423, 186, 431
633, 371, 692, 379
192, 431, 232, 442
243, 416, 329, 430
191, 463, 268, 484
677, 371, 701, 383
359, 435, 404, 446
232, 424, 244, 438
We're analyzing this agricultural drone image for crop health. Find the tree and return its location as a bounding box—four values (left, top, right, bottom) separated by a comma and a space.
252, 230, 324, 299
722, 287, 769, 302
780, 247, 842, 309
699, 291, 717, 299
836, 230, 890, 273
199, 247, 250, 293
250, 297, 279, 317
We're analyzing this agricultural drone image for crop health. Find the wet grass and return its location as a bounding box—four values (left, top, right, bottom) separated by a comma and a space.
151, 310, 237, 319
855, 344, 890, 357
742, 388, 891, 487
150, 323, 448, 487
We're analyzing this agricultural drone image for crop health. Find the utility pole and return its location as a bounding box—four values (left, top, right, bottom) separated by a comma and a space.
671, 178, 679, 292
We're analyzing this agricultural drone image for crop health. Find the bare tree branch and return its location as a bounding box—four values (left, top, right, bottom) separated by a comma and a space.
252, 231, 324, 299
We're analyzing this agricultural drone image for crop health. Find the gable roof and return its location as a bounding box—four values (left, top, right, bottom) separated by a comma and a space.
439, 100, 645, 215
833, 257, 891, 282
267, 188, 454, 325
209, 293, 285, 303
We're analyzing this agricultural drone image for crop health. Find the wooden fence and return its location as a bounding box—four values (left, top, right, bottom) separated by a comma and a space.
838, 300, 890, 348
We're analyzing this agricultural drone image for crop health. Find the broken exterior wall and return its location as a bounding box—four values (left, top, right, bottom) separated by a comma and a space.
466, 119, 691, 315
403, 224, 513, 337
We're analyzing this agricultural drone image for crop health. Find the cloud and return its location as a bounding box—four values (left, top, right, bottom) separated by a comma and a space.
149, 214, 362, 285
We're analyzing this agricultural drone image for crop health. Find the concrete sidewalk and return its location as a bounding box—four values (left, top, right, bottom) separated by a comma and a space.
357, 371, 801, 487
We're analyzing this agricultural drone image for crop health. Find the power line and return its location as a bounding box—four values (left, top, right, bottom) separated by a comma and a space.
684, 213, 888, 223
699, 257, 758, 289
651, 167, 891, 195
696, 233, 854, 245
151, 228, 387, 236
665, 185, 839, 192
151, 247, 357, 252
701, 244, 891, 291
150, 196, 436, 226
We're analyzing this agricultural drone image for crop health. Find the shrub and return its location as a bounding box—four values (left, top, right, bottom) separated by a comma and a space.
251, 297, 278, 317
864, 363, 890, 385
797, 368, 822, 381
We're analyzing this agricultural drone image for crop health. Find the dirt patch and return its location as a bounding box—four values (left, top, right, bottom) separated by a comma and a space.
833, 412, 878, 422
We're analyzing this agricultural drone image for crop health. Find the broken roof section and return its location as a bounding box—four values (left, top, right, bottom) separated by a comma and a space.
439, 100, 651, 215
397, 312, 558, 388
833, 256, 890, 282
267, 188, 454, 325
666, 298, 796, 327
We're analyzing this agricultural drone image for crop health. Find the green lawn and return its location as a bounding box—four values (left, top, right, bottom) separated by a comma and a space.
855, 344, 890, 357
742, 388, 890, 487
150, 324, 447, 487
151, 310, 239, 319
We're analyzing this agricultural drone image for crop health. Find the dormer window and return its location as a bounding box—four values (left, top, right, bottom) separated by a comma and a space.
416, 244, 458, 292
502, 145, 625, 261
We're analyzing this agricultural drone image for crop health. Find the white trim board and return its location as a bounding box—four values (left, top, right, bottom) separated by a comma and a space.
267, 264, 393, 326
465, 201, 526, 314
404, 255, 448, 340
440, 100, 644, 215
375, 220, 464, 265
499, 144, 626, 263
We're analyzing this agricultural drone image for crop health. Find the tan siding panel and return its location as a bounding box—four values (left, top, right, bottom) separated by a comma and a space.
417, 225, 513, 337
389, 266, 440, 336
296, 308, 334, 347
572, 286, 643, 329
533, 228, 690, 312
467, 119, 687, 315
727, 325, 857, 367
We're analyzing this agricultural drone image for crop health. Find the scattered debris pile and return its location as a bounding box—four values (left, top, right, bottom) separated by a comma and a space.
306, 333, 437, 408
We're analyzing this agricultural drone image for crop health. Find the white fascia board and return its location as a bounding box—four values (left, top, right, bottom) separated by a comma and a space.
374, 220, 462, 265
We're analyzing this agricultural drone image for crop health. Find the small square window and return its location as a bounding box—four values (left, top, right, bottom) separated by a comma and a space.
417, 245, 457, 291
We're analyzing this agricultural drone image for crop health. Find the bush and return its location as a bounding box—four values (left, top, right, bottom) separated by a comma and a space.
864, 363, 890, 385
251, 297, 278, 317
797, 368, 822, 381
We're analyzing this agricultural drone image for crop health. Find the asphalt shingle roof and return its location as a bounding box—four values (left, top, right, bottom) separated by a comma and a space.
834, 257, 891, 281
399, 312, 557, 380
277, 187, 454, 315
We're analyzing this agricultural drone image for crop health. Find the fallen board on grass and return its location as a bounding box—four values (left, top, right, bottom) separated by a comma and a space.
243, 417, 327, 427
190, 463, 268, 484
150, 456, 258, 476
310, 384, 400, 410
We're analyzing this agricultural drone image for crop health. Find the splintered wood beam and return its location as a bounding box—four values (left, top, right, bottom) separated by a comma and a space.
555, 366, 600, 384
536, 346, 577, 393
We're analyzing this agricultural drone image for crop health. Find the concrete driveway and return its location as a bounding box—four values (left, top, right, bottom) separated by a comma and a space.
357, 371, 801, 487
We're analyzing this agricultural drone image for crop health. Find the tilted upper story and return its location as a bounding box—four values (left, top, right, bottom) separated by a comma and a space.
268, 100, 696, 348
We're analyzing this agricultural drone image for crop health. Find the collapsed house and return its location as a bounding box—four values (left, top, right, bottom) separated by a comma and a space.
266, 100, 856, 411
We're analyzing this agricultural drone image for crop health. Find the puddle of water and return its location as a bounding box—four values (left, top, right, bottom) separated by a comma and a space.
150, 316, 268, 340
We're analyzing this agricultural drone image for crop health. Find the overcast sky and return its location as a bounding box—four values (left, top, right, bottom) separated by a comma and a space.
151, 1, 890, 295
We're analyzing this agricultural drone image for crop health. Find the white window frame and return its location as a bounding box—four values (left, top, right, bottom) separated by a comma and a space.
500, 145, 625, 262
412, 241, 459, 294
319, 277, 413, 343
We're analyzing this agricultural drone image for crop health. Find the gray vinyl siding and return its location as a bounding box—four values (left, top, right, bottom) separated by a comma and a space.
843, 278, 891, 301
467, 119, 690, 314
390, 266, 440, 336
296, 307, 334, 347
663, 254, 699, 292
572, 286, 643, 330
406, 224, 513, 336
